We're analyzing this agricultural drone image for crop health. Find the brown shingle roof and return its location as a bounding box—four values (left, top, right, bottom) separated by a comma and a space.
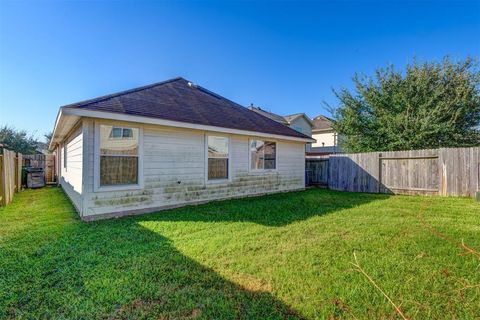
64, 78, 310, 139
312, 115, 334, 131
249, 107, 289, 125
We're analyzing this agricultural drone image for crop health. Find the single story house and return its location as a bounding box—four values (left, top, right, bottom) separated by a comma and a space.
49, 77, 314, 220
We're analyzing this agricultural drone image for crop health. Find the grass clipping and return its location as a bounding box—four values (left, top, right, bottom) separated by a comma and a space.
351, 252, 409, 320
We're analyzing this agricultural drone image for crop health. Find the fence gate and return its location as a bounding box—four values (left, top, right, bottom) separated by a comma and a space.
327, 147, 479, 197
379, 150, 439, 195
306, 158, 329, 186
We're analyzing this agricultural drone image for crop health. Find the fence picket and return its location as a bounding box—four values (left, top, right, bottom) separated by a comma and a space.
307, 147, 479, 197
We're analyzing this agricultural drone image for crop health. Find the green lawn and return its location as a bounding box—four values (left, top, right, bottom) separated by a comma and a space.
0, 187, 479, 319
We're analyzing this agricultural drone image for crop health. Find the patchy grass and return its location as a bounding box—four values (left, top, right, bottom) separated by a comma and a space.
0, 187, 479, 319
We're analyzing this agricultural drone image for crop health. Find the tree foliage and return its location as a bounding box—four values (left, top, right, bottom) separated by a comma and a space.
0, 125, 39, 154
332, 57, 480, 152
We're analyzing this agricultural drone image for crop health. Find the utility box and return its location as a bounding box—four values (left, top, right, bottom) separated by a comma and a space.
26, 168, 45, 188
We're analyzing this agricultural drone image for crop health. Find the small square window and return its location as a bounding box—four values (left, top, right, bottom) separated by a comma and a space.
110, 127, 122, 138
122, 128, 133, 138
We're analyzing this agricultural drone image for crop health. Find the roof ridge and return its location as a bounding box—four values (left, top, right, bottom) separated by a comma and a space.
62, 77, 186, 109
285, 112, 304, 117
314, 114, 334, 121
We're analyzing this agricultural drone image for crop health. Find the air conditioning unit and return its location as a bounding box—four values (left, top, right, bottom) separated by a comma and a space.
26, 168, 45, 188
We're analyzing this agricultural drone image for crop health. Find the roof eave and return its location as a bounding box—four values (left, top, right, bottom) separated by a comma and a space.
285, 113, 314, 127
48, 107, 82, 151
312, 128, 335, 133
61, 107, 316, 143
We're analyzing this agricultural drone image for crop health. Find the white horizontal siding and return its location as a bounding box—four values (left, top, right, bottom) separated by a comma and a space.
81, 121, 305, 217
59, 122, 83, 212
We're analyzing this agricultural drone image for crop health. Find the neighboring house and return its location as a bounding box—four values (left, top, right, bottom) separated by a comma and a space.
249, 107, 313, 136
49, 77, 314, 221
249, 107, 314, 151
35, 141, 50, 155
309, 115, 342, 156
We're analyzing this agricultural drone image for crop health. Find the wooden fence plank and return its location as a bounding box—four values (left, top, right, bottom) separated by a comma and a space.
311, 147, 479, 198
0, 149, 23, 206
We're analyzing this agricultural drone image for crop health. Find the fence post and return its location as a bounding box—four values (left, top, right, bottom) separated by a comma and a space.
438, 148, 446, 196
17, 153, 22, 192
378, 153, 382, 193
0, 153, 4, 206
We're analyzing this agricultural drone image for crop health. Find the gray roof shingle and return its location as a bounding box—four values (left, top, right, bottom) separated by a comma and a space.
64, 78, 310, 139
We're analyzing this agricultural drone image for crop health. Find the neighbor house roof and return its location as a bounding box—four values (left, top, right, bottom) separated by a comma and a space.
248, 107, 289, 125
50, 78, 313, 149
312, 115, 335, 132
284, 113, 314, 126
249, 108, 313, 127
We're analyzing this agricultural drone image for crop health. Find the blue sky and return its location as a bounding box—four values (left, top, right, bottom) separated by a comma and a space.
1, 0, 479, 140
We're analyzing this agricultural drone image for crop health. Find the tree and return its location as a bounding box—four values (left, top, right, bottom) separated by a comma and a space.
0, 126, 39, 154
331, 57, 480, 152
44, 131, 53, 153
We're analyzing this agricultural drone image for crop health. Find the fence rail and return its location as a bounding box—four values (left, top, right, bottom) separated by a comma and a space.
307, 147, 479, 198
0, 149, 23, 206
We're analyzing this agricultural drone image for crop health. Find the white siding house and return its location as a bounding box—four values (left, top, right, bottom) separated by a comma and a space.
309, 115, 342, 155
50, 78, 313, 220
58, 123, 83, 212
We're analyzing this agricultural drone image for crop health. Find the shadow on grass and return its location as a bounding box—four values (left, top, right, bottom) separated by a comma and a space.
1, 187, 391, 319
1, 188, 307, 319
137, 188, 391, 227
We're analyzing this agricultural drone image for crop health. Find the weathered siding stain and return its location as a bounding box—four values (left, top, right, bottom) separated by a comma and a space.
81, 121, 305, 217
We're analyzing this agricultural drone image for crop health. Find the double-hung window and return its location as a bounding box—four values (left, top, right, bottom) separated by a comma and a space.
99, 125, 139, 186
63, 144, 67, 170
207, 136, 229, 180
250, 140, 276, 170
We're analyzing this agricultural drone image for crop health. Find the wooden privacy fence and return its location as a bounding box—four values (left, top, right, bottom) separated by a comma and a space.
23, 154, 56, 184
307, 147, 479, 197
305, 156, 329, 186
0, 149, 22, 206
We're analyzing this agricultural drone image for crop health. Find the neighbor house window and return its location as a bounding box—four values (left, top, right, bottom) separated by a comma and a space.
293, 126, 304, 133
207, 136, 229, 180
99, 125, 139, 186
250, 140, 276, 170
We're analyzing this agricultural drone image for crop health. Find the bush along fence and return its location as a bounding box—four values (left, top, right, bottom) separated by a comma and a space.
306, 147, 479, 198
0, 149, 22, 206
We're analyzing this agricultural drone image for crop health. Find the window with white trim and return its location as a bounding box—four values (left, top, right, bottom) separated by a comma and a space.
250, 140, 276, 170
63, 145, 67, 169
99, 125, 139, 186
207, 136, 229, 180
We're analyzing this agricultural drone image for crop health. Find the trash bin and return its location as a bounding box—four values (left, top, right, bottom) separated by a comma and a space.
26, 168, 45, 188
21, 166, 31, 187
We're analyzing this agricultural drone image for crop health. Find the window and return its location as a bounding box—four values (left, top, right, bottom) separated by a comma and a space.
63, 144, 67, 169
250, 140, 276, 170
207, 136, 229, 180
99, 125, 139, 186
109, 127, 133, 139
293, 126, 304, 133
